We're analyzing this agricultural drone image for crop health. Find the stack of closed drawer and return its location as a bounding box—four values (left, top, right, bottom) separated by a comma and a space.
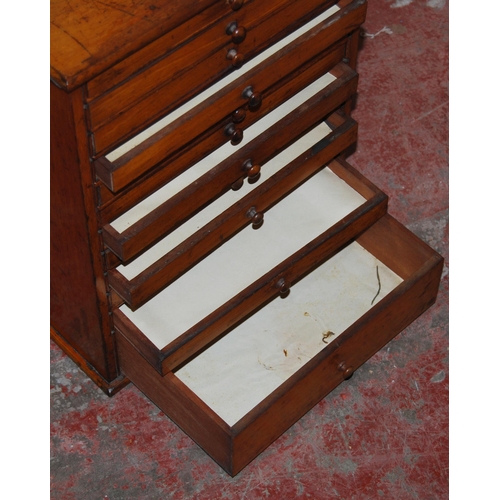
50, 0, 443, 475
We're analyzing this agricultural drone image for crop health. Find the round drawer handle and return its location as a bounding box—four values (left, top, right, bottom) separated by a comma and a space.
232, 108, 246, 124
242, 86, 262, 111
227, 48, 245, 68
242, 159, 261, 183
246, 206, 264, 229
226, 22, 247, 44
275, 278, 290, 297
228, 0, 244, 11
225, 123, 243, 145
231, 177, 244, 191
338, 362, 354, 380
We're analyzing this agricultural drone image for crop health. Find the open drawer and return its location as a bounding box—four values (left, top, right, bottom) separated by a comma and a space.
112, 154, 387, 371
115, 214, 444, 476
106, 120, 369, 309
101, 63, 358, 262
86, 0, 341, 136
97, 61, 358, 223
93, 0, 366, 191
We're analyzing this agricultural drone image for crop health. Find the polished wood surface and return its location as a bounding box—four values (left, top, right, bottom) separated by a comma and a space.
50, 0, 218, 90
50, 84, 118, 384
50, 0, 365, 393
116, 333, 234, 471
51, 0, 443, 476
50, 327, 129, 396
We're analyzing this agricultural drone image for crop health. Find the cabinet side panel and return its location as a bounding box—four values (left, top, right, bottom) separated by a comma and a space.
50, 83, 116, 381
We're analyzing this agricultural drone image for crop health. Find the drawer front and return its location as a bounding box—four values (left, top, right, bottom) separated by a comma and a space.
112, 157, 388, 374
102, 63, 358, 263
93, 0, 367, 192
86, 0, 338, 136
115, 215, 444, 475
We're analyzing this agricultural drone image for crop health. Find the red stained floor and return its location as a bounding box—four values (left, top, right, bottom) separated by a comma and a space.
50, 0, 449, 497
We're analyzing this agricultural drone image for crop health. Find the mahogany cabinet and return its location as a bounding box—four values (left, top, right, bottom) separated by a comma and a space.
50, 0, 443, 475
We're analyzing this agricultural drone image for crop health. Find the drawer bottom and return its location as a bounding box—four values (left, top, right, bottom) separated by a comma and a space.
115, 214, 443, 476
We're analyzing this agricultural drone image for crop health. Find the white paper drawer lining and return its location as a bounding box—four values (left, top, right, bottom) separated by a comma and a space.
175, 241, 403, 426
118, 167, 366, 347
110, 72, 337, 234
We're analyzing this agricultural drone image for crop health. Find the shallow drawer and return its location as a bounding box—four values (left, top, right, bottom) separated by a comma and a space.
106, 125, 379, 309
93, 0, 367, 191
96, 57, 356, 223
102, 64, 358, 263
112, 155, 388, 373
86, 0, 339, 135
115, 214, 444, 476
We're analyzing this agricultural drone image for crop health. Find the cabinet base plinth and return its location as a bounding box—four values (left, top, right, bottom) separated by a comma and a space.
51, 327, 130, 397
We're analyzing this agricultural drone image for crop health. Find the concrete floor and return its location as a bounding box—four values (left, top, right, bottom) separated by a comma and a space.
50, 0, 449, 497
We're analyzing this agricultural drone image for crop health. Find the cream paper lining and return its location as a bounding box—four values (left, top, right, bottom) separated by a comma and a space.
175, 241, 403, 426
116, 120, 335, 281
118, 166, 367, 349
110, 72, 337, 235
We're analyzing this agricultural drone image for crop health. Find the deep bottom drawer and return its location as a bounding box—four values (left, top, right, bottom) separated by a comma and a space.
115, 214, 443, 476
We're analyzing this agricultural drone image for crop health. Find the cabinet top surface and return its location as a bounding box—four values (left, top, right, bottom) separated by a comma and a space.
50, 0, 218, 91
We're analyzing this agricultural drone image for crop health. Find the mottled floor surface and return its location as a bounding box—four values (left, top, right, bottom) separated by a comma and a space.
50, 0, 449, 498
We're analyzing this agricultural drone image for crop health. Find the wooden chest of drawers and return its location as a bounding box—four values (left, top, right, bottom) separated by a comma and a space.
51, 0, 443, 475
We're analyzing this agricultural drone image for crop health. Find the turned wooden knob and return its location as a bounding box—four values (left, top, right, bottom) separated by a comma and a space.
225, 123, 243, 145
242, 159, 261, 182
276, 278, 290, 296
231, 177, 244, 191
226, 22, 247, 44
246, 207, 264, 229
232, 108, 246, 124
338, 362, 354, 380
228, 0, 244, 11
242, 86, 262, 111
227, 48, 244, 68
